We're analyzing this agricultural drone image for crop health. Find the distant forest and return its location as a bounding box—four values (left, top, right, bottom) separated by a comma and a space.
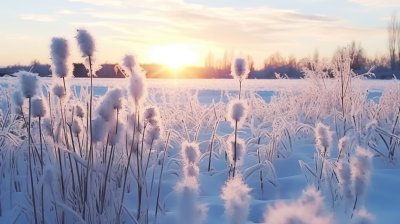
1, 41, 400, 79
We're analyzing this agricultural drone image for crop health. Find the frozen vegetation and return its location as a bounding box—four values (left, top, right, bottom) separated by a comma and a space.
0, 31, 400, 224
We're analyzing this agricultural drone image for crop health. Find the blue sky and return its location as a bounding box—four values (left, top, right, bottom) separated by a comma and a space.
0, 0, 398, 67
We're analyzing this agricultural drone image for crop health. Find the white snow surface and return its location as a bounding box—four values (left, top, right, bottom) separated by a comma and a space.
0, 77, 399, 224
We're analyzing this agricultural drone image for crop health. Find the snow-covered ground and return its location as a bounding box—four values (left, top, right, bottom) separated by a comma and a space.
0, 76, 399, 224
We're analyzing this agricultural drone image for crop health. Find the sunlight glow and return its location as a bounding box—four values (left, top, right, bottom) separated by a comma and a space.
148, 44, 199, 68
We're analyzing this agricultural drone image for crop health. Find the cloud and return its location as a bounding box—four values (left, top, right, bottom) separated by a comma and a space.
350, 0, 400, 8
20, 14, 56, 22
60, 0, 386, 63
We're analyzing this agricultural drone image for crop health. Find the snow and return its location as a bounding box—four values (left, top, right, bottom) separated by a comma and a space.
0, 77, 399, 224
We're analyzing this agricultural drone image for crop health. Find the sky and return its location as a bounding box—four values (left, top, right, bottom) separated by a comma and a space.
0, 0, 398, 68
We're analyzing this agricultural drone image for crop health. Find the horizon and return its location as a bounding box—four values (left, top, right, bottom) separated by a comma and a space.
0, 0, 398, 68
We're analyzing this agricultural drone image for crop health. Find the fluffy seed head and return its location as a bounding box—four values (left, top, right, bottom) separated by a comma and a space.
123, 55, 137, 74
76, 29, 95, 57
227, 99, 248, 126
31, 98, 47, 118
96, 88, 123, 122
351, 146, 373, 197
72, 119, 83, 136
231, 57, 249, 80
18, 71, 39, 98
145, 124, 163, 144
315, 122, 332, 156
75, 104, 85, 118
129, 71, 147, 105
182, 141, 200, 165
338, 136, 352, 159
226, 136, 246, 167
92, 117, 107, 143
183, 163, 200, 179
50, 37, 70, 78
52, 83, 67, 99
143, 106, 160, 125
337, 161, 354, 203
108, 121, 125, 146
221, 177, 251, 224
12, 91, 24, 107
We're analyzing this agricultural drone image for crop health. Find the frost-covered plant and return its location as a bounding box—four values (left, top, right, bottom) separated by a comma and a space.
182, 141, 200, 165
227, 99, 248, 128
76, 29, 95, 57
52, 82, 67, 99
50, 37, 70, 79
18, 71, 40, 224
315, 122, 333, 189
226, 135, 245, 168
351, 146, 373, 213
231, 57, 250, 81
31, 98, 47, 118
19, 71, 39, 99
230, 57, 249, 100
337, 160, 354, 210
128, 66, 147, 106
123, 54, 137, 74
221, 177, 251, 224
263, 186, 333, 224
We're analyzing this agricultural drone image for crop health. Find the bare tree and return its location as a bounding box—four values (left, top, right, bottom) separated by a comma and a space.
388, 13, 397, 70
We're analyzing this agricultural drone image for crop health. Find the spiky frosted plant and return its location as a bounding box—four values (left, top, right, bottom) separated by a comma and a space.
351, 147, 373, 212
12, 91, 24, 114
227, 99, 248, 127
50, 37, 69, 79
221, 177, 251, 224
182, 141, 200, 165
351, 209, 374, 224
263, 186, 333, 224
176, 177, 207, 224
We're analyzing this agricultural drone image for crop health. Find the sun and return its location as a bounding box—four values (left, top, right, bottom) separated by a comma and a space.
148, 44, 198, 68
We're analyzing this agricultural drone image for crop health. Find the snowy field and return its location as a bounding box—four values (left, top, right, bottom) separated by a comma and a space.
1, 73, 400, 224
